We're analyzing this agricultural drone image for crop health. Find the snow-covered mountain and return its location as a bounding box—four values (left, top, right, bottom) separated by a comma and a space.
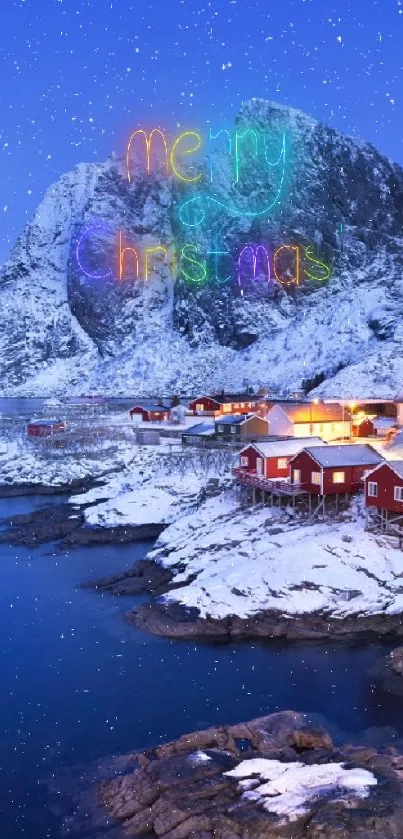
1, 98, 403, 397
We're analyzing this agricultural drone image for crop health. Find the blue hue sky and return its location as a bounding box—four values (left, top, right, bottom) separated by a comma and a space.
1, 0, 402, 263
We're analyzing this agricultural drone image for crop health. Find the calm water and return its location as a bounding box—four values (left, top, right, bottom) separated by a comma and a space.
0, 495, 402, 838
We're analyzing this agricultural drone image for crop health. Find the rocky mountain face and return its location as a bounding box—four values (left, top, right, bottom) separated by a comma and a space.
1, 98, 403, 396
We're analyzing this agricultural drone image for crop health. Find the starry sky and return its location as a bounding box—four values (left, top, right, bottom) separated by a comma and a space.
1, 0, 402, 263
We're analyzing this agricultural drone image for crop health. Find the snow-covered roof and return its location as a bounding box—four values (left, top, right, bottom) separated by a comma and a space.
272, 402, 350, 423
243, 437, 326, 458
129, 402, 170, 413
302, 444, 383, 468
385, 461, 403, 478
184, 422, 215, 436
372, 417, 397, 429
216, 413, 262, 426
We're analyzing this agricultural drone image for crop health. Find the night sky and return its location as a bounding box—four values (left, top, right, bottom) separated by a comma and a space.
1, 0, 402, 263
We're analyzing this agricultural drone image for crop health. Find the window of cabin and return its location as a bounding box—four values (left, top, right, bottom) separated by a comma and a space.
231, 426, 237, 434
223, 404, 231, 413
311, 471, 321, 485
333, 471, 345, 484
240, 456, 248, 467
240, 402, 245, 408
218, 426, 224, 433
394, 486, 403, 502
196, 403, 204, 412
277, 458, 288, 469
293, 469, 301, 484
368, 482, 378, 498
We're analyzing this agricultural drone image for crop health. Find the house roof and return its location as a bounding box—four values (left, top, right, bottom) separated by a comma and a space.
184, 422, 215, 436
387, 461, 403, 478
300, 444, 383, 468
270, 402, 351, 423
242, 437, 327, 459
216, 413, 264, 426
364, 459, 403, 481
129, 403, 169, 413
28, 419, 64, 426
372, 417, 397, 430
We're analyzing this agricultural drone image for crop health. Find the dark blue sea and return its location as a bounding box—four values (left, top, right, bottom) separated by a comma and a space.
0, 492, 402, 837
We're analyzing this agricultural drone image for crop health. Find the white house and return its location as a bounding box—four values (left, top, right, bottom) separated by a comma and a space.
267, 402, 351, 442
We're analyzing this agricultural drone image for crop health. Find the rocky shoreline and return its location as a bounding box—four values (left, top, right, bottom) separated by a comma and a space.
98, 710, 403, 839
0, 502, 166, 547
129, 593, 403, 641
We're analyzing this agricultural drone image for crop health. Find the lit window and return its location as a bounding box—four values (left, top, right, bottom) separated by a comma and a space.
223, 404, 231, 413
368, 482, 378, 498
240, 402, 245, 408
231, 426, 237, 434
278, 458, 288, 469
240, 456, 248, 466
311, 471, 321, 485
196, 403, 204, 412
333, 471, 345, 484
394, 486, 403, 502
218, 426, 224, 434
293, 469, 301, 484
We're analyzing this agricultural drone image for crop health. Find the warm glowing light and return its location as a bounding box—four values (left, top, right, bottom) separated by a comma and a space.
237, 244, 270, 290
145, 245, 169, 281
178, 132, 286, 227
119, 231, 139, 280
207, 239, 231, 284
304, 246, 331, 282
76, 224, 113, 279
170, 131, 202, 183
234, 129, 259, 183
209, 129, 232, 182
126, 128, 169, 182
180, 244, 207, 284
273, 245, 300, 286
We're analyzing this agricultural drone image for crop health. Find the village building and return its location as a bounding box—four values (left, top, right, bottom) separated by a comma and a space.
237, 437, 326, 479
182, 422, 215, 445
189, 393, 268, 417
352, 415, 397, 438
289, 444, 383, 499
129, 402, 170, 422
27, 420, 66, 437
364, 460, 403, 533
215, 414, 269, 441
267, 402, 351, 442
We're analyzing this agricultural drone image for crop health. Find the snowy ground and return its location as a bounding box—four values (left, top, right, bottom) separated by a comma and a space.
70, 444, 236, 527
144, 492, 403, 621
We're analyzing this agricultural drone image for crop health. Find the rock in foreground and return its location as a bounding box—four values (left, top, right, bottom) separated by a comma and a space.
99, 711, 403, 838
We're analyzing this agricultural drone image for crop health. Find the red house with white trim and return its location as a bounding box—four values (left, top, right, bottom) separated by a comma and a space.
129, 403, 170, 422
364, 460, 403, 513
238, 437, 326, 479
289, 444, 383, 495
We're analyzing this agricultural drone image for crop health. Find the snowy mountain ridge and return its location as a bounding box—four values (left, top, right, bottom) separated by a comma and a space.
1, 98, 403, 396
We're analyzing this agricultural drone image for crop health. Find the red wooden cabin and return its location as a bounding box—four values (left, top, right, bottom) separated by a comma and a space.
238, 437, 326, 479
364, 460, 403, 513
352, 417, 375, 437
129, 403, 170, 422
27, 420, 65, 437
289, 444, 383, 495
